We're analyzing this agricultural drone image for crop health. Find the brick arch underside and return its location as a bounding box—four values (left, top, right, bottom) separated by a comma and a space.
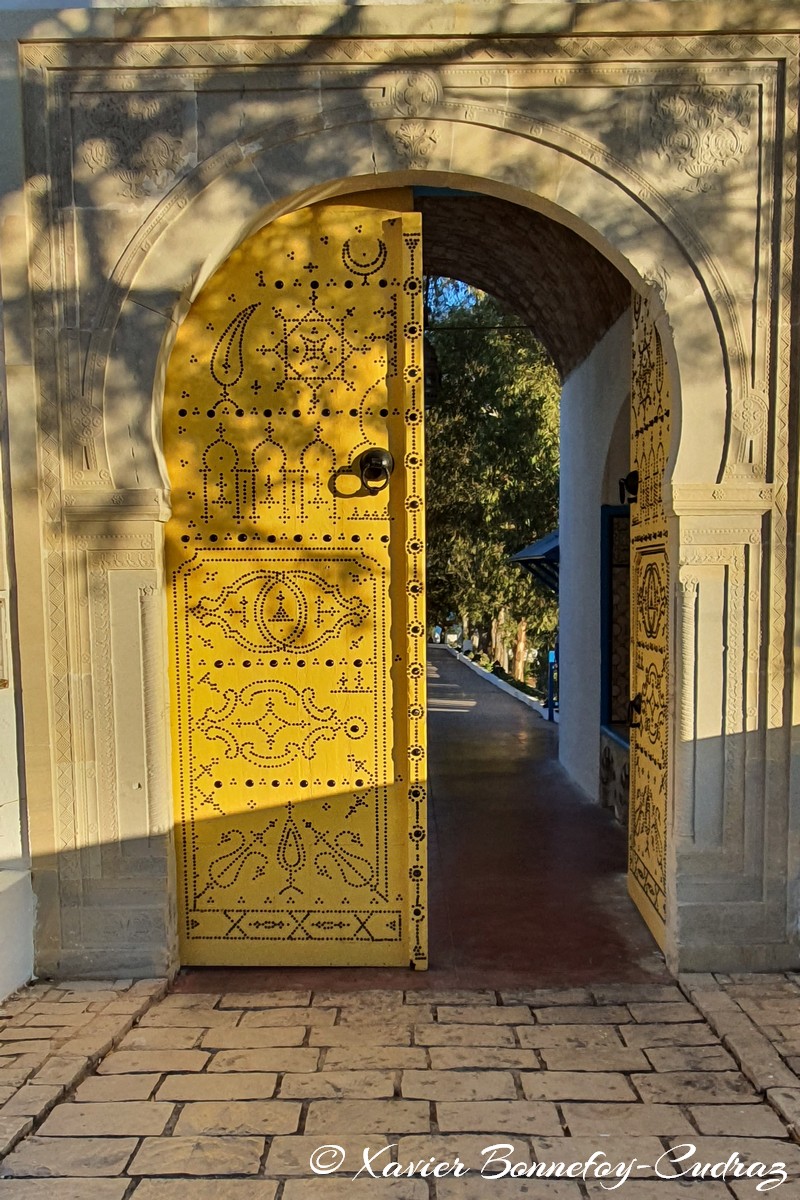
418, 194, 631, 378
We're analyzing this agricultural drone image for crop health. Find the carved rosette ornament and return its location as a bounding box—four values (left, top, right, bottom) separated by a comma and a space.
388, 71, 441, 169
649, 86, 751, 192
392, 121, 439, 168
76, 94, 187, 199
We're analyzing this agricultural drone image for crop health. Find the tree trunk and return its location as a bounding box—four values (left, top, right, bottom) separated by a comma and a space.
512, 617, 528, 681
460, 612, 470, 640
492, 607, 508, 670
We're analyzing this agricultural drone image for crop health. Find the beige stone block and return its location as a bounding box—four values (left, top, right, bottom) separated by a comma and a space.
322, 1046, 427, 1071
520, 1071, 636, 1102
0, 1041, 52, 1057
240, 1009, 335, 1028
127, 981, 169, 999
97, 1050, 209, 1074
591, 984, 685, 1004
311, 990, 406, 1008
501, 988, 592, 1007
118, 1027, 201, 1051
764, 1086, 800, 1127
38, 1101, 174, 1138
133, 1185, 277, 1200
0, 1065, 39, 1089
305, 1099, 430, 1134
282, 1182, 426, 1200
140, 1008, 241, 1028
428, 1048, 540, 1071
0, 1114, 33, 1155
627, 1002, 702, 1024
532, 1006, 631, 1024
436, 1005, 533, 1025
25, 1012, 93, 1028
173, 1099, 300, 1136
156, 1072, 277, 1101
27, 1003, 92, 1016
90, 1000, 149, 1016
309, 1026, 409, 1047
0, 1083, 63, 1118
404, 990, 497, 1006
438, 1182, 581, 1200
396, 1135, 531, 1173
632, 1070, 758, 1104
32, 1057, 87, 1088
413, 1024, 514, 1047
156, 994, 224, 1008
337, 1006, 431, 1027
265, 1135, 389, 1176
737, 1000, 800, 1024
532, 1136, 677, 1178
539, 1046, 650, 1072
645, 1044, 738, 1072
724, 1030, 800, 1090
220, 991, 311, 1008
436, 1100, 561, 1135
690, 1103, 790, 1137
402, 1070, 515, 1101
209, 1049, 319, 1073
56, 1033, 120, 1062
128, 1136, 265, 1176
279, 1070, 395, 1099
518, 1025, 624, 1050
585, 1185, 727, 1199
200, 1026, 305, 1049
0, 1183, 129, 1200
621, 1023, 718, 1048
74, 1074, 160, 1102
561, 1101, 695, 1136
662, 1136, 800, 1174
0, 1135, 138, 1176
0, 1028, 61, 1042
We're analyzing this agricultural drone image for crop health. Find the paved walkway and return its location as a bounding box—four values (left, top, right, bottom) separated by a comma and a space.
1, 974, 800, 1195
2, 653, 800, 1193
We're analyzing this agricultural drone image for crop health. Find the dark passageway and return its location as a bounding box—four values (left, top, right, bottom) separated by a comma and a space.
426, 646, 664, 987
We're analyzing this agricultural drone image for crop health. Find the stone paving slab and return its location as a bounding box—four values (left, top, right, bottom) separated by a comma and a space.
0, 1134, 139, 1176
134, 1184, 278, 1200
1, 973, 800, 1193
0, 1182, 130, 1199
128, 1134, 264, 1175
0, 979, 167, 1159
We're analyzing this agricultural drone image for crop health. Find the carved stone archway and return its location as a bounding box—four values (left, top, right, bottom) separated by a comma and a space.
5, 7, 795, 975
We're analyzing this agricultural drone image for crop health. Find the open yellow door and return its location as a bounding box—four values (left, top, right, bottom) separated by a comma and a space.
628, 293, 671, 949
164, 192, 427, 966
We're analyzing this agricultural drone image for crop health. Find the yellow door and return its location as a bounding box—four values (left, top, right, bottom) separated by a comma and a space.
164, 191, 427, 967
628, 293, 671, 949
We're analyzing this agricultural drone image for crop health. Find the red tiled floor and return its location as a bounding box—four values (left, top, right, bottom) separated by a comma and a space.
175, 647, 667, 994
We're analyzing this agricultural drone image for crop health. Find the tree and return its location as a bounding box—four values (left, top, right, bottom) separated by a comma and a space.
424, 279, 559, 684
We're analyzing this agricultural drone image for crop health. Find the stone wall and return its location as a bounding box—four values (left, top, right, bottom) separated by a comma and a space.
0, 2, 794, 974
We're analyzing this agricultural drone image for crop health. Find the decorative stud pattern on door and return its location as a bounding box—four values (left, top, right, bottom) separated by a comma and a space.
628, 293, 671, 949
164, 192, 427, 966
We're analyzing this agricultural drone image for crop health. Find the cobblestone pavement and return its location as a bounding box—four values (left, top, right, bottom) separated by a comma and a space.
0, 974, 799, 1197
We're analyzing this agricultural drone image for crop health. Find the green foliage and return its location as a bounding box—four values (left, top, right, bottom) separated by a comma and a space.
424, 278, 559, 682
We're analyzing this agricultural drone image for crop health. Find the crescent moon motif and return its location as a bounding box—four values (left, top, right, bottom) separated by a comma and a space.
342, 237, 388, 285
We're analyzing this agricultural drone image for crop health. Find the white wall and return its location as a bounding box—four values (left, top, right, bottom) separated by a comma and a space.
558, 311, 630, 799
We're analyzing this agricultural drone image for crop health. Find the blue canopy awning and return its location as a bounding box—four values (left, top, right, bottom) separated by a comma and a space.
511, 529, 559, 596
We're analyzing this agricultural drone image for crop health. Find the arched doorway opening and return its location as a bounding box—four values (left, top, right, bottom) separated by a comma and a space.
161, 183, 674, 978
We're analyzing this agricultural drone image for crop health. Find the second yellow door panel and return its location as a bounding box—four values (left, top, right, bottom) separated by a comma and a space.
628, 293, 670, 950
164, 192, 427, 966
